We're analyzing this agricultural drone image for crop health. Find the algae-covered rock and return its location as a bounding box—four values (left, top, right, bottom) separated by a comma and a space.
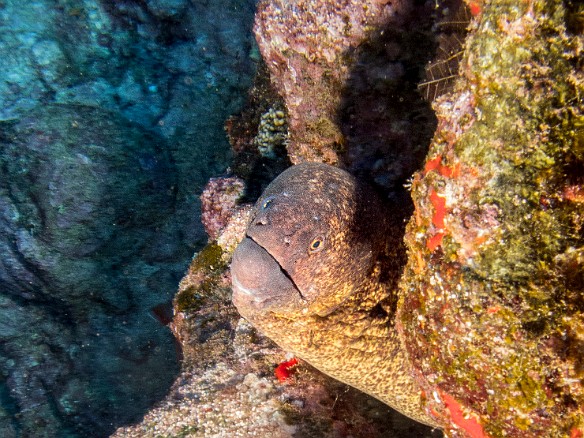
253, 0, 437, 196
0, 104, 179, 436
398, 0, 584, 436
253, 0, 410, 165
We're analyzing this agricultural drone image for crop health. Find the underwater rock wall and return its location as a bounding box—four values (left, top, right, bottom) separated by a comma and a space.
0, 105, 180, 436
0, 0, 258, 436
253, 0, 438, 198
398, 0, 584, 436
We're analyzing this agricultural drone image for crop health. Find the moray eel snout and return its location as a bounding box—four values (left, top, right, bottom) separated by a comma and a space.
231, 236, 305, 311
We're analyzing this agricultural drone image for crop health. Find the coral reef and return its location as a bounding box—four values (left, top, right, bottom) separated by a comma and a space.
254, 0, 411, 165
398, 0, 584, 436
112, 0, 582, 436
200, 176, 247, 241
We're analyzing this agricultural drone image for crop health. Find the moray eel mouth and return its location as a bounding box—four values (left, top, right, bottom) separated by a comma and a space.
231, 236, 306, 313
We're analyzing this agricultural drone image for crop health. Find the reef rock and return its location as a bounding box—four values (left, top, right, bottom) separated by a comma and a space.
253, 0, 438, 197
254, 0, 411, 165
116, 0, 583, 436
200, 176, 247, 241
0, 105, 180, 436
398, 0, 584, 436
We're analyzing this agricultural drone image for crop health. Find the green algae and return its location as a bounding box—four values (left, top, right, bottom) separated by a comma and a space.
458, 0, 582, 291
175, 243, 227, 313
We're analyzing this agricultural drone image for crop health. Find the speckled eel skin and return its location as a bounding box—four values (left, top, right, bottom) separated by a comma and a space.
231, 162, 438, 427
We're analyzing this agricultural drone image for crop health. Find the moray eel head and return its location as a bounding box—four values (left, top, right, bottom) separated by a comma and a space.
232, 162, 390, 318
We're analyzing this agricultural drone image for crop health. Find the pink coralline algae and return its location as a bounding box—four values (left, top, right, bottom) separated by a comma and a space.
200, 176, 246, 241
254, 0, 409, 165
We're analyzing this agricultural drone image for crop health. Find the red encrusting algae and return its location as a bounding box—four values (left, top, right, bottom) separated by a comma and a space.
424, 155, 461, 178
424, 154, 460, 252
427, 188, 447, 251
468, 1, 482, 17
440, 391, 489, 438
275, 357, 299, 382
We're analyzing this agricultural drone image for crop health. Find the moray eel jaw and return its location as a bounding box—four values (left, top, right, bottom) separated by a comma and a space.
231, 236, 306, 313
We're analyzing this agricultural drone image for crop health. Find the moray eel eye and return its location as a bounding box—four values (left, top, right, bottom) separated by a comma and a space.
309, 236, 325, 253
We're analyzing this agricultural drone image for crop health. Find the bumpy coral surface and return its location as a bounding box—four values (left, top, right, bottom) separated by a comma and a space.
254, 0, 410, 165
200, 176, 246, 241
398, 0, 584, 436
254, 105, 288, 159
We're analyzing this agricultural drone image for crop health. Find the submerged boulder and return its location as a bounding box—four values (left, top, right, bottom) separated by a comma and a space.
398, 0, 584, 436
0, 104, 180, 436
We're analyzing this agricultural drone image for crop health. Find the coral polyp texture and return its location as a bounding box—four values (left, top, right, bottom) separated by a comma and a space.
254, 0, 409, 165
398, 0, 584, 436
254, 105, 288, 159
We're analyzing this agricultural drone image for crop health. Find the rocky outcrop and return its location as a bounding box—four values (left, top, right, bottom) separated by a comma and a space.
0, 105, 180, 436
398, 0, 584, 436
0, 0, 258, 434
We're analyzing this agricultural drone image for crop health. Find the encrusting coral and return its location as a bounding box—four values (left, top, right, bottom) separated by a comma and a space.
200, 176, 247, 241
254, 105, 288, 159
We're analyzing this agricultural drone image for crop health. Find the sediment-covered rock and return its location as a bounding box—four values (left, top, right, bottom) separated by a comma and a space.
0, 104, 180, 436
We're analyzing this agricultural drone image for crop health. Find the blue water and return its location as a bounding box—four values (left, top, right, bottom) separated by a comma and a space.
0, 0, 258, 436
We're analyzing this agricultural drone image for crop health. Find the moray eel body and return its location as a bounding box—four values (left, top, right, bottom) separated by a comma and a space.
231, 162, 437, 427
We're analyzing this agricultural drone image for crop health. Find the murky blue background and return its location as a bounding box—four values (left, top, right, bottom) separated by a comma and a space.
0, 0, 258, 435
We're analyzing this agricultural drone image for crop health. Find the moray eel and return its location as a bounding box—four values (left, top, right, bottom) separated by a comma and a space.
231, 162, 437, 427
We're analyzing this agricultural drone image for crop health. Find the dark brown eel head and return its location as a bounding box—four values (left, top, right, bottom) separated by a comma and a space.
231, 162, 391, 317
